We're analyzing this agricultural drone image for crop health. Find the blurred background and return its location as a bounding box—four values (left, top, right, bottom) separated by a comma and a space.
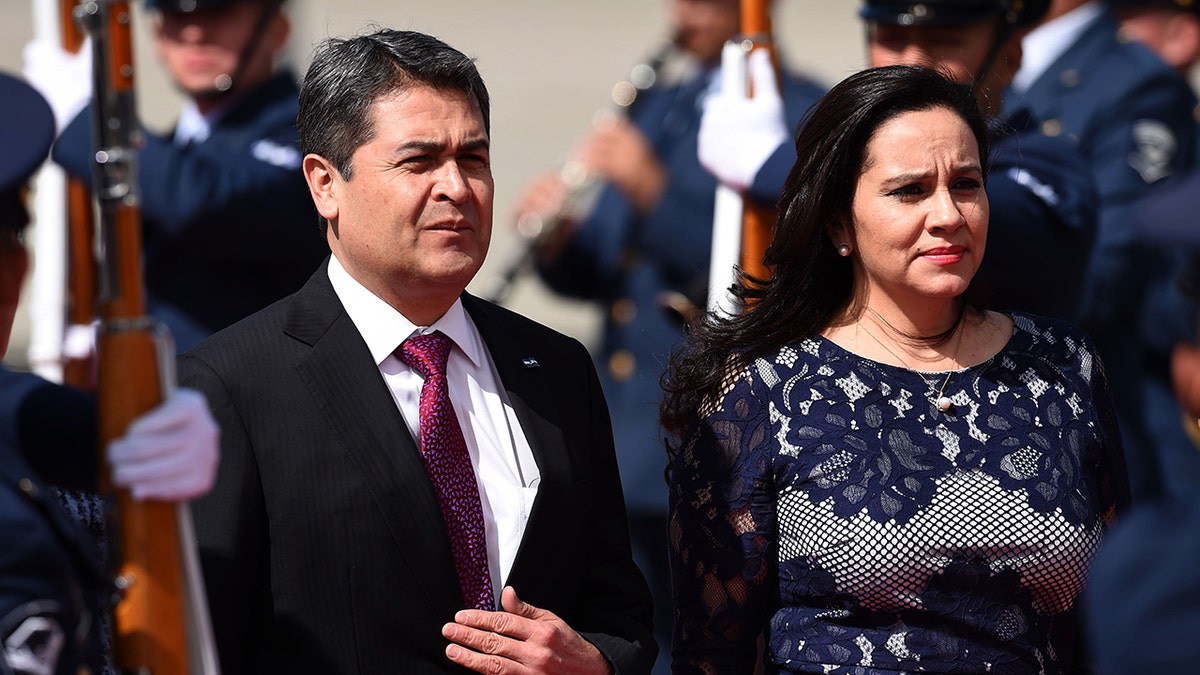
0, 0, 866, 368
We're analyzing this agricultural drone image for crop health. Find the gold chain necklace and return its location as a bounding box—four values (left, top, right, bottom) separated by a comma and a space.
857, 312, 965, 412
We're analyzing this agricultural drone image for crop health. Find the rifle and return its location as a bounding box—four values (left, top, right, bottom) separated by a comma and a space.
79, 1, 220, 672
706, 0, 780, 316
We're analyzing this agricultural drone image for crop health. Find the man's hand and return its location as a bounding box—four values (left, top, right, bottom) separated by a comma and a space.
106, 388, 220, 501
697, 48, 788, 192
574, 113, 665, 215
443, 586, 612, 675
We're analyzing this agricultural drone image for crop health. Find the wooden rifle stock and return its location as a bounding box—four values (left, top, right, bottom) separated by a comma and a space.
60, 0, 97, 390
81, 2, 211, 672
737, 0, 779, 290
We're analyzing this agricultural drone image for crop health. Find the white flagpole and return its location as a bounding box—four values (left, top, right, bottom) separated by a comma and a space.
26, 0, 68, 382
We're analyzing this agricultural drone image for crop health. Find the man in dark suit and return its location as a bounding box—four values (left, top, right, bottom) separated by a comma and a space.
180, 28, 656, 675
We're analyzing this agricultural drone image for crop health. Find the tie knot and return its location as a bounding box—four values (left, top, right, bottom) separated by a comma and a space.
399, 331, 452, 379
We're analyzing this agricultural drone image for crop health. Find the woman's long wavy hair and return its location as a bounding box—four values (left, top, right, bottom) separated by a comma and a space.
660, 64, 990, 459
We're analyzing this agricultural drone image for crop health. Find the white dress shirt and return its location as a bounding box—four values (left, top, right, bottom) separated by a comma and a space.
1011, 1, 1104, 94
327, 256, 541, 604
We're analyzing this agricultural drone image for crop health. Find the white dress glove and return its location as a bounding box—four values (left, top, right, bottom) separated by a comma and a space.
22, 37, 93, 135
697, 49, 789, 192
106, 388, 220, 502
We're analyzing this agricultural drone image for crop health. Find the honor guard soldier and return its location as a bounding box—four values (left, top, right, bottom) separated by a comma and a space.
0, 72, 218, 675
25, 0, 327, 353
1007, 0, 1200, 503
1085, 166, 1200, 675
0, 72, 106, 675
510, 3, 827, 670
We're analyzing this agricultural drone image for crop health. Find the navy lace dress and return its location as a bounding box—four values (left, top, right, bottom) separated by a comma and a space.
668, 313, 1130, 674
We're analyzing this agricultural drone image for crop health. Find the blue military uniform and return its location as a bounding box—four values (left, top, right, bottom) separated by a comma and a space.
537, 63, 825, 674
52, 69, 326, 352
1004, 6, 1200, 502
0, 72, 107, 675
1084, 168, 1200, 675
1086, 496, 1200, 673
0, 371, 107, 675
977, 108, 1097, 316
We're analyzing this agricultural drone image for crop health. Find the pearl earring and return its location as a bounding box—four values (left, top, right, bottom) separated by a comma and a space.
837, 243, 851, 257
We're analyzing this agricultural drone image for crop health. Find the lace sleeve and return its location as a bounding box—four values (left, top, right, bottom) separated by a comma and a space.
668, 365, 777, 674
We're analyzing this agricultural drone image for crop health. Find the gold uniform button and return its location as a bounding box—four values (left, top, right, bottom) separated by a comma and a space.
617, 248, 641, 272
18, 478, 37, 497
609, 350, 636, 381
611, 299, 637, 325
1041, 119, 1063, 137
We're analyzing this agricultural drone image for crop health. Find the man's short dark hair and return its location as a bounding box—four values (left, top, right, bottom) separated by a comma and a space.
297, 28, 491, 183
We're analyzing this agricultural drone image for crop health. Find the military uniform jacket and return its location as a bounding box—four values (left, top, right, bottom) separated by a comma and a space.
0, 368, 106, 675
1002, 10, 1198, 325
976, 106, 1098, 317
1085, 495, 1200, 674
1003, 9, 1200, 502
53, 71, 329, 350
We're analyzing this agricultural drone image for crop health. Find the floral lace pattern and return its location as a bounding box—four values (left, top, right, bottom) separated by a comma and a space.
669, 314, 1129, 674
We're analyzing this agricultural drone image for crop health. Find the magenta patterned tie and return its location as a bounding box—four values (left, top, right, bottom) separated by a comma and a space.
398, 331, 494, 610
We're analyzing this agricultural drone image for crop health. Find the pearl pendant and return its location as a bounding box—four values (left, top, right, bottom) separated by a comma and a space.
936, 396, 952, 412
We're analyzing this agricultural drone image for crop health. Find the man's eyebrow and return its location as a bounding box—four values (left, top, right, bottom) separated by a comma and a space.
393, 137, 490, 155
394, 140, 445, 155
461, 137, 490, 153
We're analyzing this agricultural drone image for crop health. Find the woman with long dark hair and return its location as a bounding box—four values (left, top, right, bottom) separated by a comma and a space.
662, 65, 1129, 674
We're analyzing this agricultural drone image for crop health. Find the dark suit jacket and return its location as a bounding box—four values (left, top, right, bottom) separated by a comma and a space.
179, 261, 656, 674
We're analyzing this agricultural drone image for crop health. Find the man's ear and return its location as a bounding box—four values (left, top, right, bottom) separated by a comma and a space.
304, 154, 340, 222
265, 11, 291, 58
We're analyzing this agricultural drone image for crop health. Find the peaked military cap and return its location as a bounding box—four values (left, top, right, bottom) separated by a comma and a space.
860, 0, 1051, 27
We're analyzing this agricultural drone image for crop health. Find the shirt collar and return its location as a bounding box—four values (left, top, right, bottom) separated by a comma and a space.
326, 255, 482, 369
1012, 1, 1104, 93
173, 100, 214, 146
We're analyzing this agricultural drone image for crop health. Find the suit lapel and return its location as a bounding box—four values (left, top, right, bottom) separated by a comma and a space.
462, 296, 573, 588
286, 269, 462, 617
